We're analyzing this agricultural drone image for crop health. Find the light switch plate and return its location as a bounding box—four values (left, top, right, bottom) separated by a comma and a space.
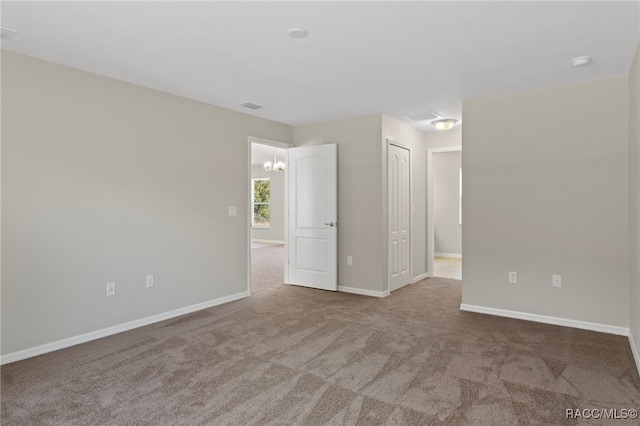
228, 206, 237, 216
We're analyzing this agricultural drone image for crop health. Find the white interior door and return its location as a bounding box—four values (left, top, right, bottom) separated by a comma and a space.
287, 144, 337, 291
389, 143, 411, 292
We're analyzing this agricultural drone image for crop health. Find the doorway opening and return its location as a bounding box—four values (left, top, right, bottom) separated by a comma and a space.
427, 146, 462, 280
248, 137, 292, 295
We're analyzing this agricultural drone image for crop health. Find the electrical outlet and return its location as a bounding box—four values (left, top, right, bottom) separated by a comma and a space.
509, 271, 517, 284
347, 256, 353, 265
106, 282, 116, 297
552, 275, 562, 288
146, 275, 154, 288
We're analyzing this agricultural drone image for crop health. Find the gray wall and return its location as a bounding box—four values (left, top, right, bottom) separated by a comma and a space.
462, 76, 630, 327
425, 129, 462, 150
294, 115, 385, 292
293, 115, 431, 293
629, 44, 640, 356
1, 51, 293, 355
250, 165, 284, 242
433, 151, 462, 255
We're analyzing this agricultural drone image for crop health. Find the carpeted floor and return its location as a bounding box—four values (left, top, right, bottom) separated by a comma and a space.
2, 249, 639, 424
251, 244, 285, 294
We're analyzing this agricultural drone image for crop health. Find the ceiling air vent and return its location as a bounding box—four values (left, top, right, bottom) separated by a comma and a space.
240, 102, 263, 110
0, 27, 18, 40
404, 111, 439, 122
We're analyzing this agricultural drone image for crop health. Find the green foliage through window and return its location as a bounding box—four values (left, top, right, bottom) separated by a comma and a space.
252, 179, 270, 227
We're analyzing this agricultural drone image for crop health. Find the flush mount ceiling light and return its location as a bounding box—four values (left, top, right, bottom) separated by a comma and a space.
570, 56, 591, 67
264, 149, 285, 172
431, 118, 458, 131
287, 27, 308, 38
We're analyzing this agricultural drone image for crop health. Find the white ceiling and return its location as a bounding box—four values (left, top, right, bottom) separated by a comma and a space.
2, 1, 639, 132
251, 143, 286, 167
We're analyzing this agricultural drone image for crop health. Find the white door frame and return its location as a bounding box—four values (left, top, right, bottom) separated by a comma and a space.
247, 136, 294, 295
427, 145, 462, 278
387, 139, 412, 293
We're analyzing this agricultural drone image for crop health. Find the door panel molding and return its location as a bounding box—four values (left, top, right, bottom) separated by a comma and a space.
388, 140, 412, 293
287, 144, 338, 291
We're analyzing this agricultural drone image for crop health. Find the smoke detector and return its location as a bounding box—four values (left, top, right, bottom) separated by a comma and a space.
287, 28, 308, 38
570, 56, 591, 67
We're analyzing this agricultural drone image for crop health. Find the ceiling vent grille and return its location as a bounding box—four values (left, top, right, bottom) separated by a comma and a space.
404, 111, 439, 122
0, 27, 18, 40
240, 102, 263, 110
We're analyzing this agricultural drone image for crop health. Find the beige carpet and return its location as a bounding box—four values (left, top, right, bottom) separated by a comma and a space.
2, 249, 639, 424
251, 244, 285, 294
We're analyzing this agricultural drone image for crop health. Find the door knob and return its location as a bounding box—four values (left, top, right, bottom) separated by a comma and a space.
324, 222, 337, 227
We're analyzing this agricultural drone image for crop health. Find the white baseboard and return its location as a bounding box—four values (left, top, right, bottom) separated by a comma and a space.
251, 239, 284, 244
459, 303, 629, 336
338, 286, 388, 298
629, 333, 640, 375
411, 273, 429, 283
435, 252, 462, 259
1, 291, 249, 365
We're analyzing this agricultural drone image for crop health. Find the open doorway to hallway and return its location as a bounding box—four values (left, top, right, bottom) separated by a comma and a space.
249, 139, 290, 293
429, 147, 462, 280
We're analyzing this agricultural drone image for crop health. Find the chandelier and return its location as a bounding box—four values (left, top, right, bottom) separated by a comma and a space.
264, 150, 285, 172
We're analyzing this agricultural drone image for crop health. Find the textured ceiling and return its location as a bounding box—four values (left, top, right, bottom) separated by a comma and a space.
2, 1, 639, 132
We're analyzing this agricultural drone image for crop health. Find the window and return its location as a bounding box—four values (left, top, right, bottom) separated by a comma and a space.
252, 178, 270, 228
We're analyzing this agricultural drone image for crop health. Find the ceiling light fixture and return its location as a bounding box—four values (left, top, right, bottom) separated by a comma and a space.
570, 56, 591, 67
264, 149, 285, 172
287, 27, 308, 38
431, 118, 458, 131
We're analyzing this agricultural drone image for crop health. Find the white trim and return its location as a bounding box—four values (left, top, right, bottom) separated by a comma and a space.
629, 333, 640, 375
411, 273, 429, 283
338, 286, 389, 298
427, 146, 462, 280
248, 137, 294, 295
251, 239, 285, 244
249, 137, 293, 150
387, 139, 412, 294
459, 303, 629, 336
434, 252, 462, 259
1, 291, 249, 365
